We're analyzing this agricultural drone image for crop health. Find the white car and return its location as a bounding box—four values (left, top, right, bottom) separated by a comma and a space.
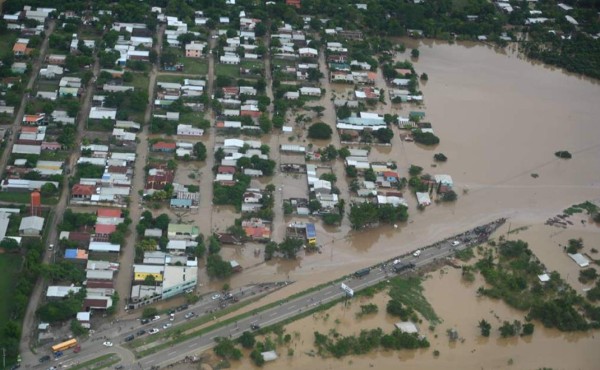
152, 315, 160, 321
412, 249, 422, 257
103, 341, 113, 347
149, 328, 160, 335
162, 323, 172, 329
48, 244, 54, 251
452, 240, 460, 246
211, 294, 221, 300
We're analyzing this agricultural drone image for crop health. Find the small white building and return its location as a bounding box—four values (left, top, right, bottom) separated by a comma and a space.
177, 124, 204, 136
300, 87, 321, 96
220, 55, 240, 64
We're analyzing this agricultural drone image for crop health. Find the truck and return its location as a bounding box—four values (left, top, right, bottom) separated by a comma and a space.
354, 267, 371, 278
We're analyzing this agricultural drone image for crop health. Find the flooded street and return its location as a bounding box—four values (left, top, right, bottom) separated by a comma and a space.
206, 40, 600, 297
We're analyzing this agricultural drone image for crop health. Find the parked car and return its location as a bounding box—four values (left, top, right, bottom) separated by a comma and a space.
211, 294, 221, 300
47, 244, 53, 251
152, 315, 160, 321
73, 346, 81, 353
136, 330, 146, 336
250, 323, 260, 331
103, 342, 113, 347
39, 356, 50, 363
452, 240, 460, 246
412, 249, 422, 257
115, 366, 124, 370
149, 328, 160, 335
162, 323, 172, 329
140, 318, 150, 325
54, 351, 63, 358
124, 335, 134, 342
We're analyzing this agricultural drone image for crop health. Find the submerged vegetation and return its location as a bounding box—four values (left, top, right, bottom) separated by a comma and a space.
475, 240, 599, 331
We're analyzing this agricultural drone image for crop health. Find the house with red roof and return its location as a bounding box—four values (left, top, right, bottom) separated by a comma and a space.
97, 208, 121, 218
95, 224, 116, 241
22, 113, 47, 126
217, 165, 236, 175
71, 184, 96, 200
382, 171, 399, 183
152, 141, 177, 152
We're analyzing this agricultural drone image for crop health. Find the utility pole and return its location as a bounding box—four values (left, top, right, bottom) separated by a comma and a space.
3, 347, 5, 369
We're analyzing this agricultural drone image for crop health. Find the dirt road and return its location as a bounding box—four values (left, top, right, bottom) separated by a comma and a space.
114, 24, 165, 316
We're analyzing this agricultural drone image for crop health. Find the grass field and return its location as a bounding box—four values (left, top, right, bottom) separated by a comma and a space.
179, 57, 208, 76
130, 73, 150, 92
0, 254, 22, 324
0, 192, 59, 205
156, 75, 184, 83
0, 33, 18, 59
216, 63, 240, 78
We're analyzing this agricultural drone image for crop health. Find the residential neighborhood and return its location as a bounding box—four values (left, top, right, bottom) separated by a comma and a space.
0, 1, 494, 369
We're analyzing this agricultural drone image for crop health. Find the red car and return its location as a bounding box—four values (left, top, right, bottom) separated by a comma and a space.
73, 346, 81, 353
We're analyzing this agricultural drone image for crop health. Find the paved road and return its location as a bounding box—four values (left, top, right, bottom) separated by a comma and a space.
28, 284, 278, 368
135, 220, 505, 368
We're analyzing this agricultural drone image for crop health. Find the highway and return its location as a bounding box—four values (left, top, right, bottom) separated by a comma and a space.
136, 219, 505, 368
33, 219, 504, 369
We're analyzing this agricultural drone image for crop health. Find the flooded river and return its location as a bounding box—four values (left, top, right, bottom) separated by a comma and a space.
210, 40, 600, 295
166, 40, 600, 370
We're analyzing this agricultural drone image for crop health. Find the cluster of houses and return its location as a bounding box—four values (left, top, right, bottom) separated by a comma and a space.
216, 11, 262, 65
154, 79, 206, 110
3, 5, 54, 32
129, 222, 201, 307
71, 144, 135, 207
216, 84, 264, 119
110, 22, 152, 65
44, 207, 129, 322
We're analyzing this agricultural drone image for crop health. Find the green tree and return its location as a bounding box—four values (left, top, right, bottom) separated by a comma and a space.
238, 331, 256, 349
409, 165, 423, 177
206, 254, 233, 278
308, 122, 333, 140
142, 307, 158, 319
40, 182, 58, 196
411, 49, 420, 58
478, 319, 491, 337
0, 238, 20, 251
193, 142, 207, 161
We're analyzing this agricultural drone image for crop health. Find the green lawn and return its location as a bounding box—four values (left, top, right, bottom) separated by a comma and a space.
0, 192, 59, 205
0, 254, 22, 325
39, 150, 71, 161
216, 63, 240, 78
87, 120, 113, 132
156, 75, 184, 83
130, 73, 150, 92
178, 57, 208, 76
180, 111, 205, 123
0, 33, 18, 59
241, 60, 264, 69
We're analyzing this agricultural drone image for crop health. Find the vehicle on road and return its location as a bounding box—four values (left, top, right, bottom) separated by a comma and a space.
102, 342, 113, 347
73, 346, 81, 353
250, 323, 260, 330
162, 323, 172, 329
115, 365, 123, 370
54, 352, 63, 359
48, 244, 53, 251
51, 338, 78, 353
211, 294, 221, 300
452, 240, 460, 246
169, 313, 175, 321
413, 249, 422, 257
354, 268, 371, 278
393, 262, 416, 273
184, 312, 195, 319
124, 335, 134, 342
39, 356, 50, 363
136, 330, 146, 336
140, 318, 150, 325
149, 328, 160, 334
152, 315, 160, 321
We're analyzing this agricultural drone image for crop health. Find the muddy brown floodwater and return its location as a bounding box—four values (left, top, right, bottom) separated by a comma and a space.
206, 40, 600, 298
